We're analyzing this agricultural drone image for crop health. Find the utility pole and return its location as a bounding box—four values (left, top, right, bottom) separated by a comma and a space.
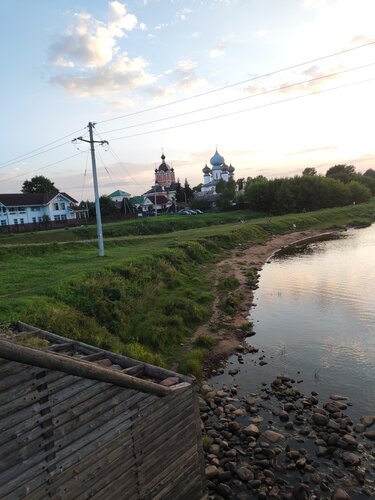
73, 122, 108, 257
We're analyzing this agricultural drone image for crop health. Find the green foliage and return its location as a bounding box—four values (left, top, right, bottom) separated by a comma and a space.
202, 434, 213, 451
302, 167, 317, 176
326, 164, 356, 183
179, 348, 206, 378
194, 335, 217, 348
243, 173, 372, 215
22, 175, 57, 193
88, 195, 120, 216
364, 168, 375, 179
218, 275, 240, 292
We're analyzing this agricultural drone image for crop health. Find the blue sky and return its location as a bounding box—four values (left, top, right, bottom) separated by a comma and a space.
1, 0, 375, 200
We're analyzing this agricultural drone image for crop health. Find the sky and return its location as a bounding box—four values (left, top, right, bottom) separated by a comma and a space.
1, 0, 375, 201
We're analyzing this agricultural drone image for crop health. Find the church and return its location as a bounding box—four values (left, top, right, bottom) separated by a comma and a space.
142, 153, 177, 212
201, 149, 235, 194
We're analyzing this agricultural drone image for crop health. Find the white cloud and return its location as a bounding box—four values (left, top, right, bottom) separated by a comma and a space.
210, 41, 225, 58
48, 2, 154, 98
139, 22, 147, 31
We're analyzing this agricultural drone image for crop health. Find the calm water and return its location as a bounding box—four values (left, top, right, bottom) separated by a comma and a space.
211, 225, 375, 419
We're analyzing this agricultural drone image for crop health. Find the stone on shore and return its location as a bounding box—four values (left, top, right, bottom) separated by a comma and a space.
331, 487, 351, 499
260, 429, 285, 443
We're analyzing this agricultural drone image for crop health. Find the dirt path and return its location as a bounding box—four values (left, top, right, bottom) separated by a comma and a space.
187, 228, 339, 372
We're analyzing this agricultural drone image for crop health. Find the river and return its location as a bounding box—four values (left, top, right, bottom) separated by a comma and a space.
210, 224, 375, 420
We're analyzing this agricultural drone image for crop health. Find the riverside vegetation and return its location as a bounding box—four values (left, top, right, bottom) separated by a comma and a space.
1, 200, 375, 376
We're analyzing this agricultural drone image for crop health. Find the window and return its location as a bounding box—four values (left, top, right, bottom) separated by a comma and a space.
61, 214, 67, 221
54, 215, 61, 221
14, 219, 18, 224
38, 217, 42, 222
20, 218, 24, 224
60, 203, 65, 210
1, 220, 6, 226
18, 207, 25, 213
31, 206, 41, 212
53, 203, 59, 211
9, 207, 16, 214
32, 217, 36, 223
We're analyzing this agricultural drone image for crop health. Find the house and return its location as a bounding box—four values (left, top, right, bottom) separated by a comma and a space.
0, 192, 78, 227
142, 193, 173, 213
108, 189, 131, 204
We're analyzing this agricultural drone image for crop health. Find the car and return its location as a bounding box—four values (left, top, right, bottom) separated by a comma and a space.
177, 210, 191, 215
194, 209, 203, 214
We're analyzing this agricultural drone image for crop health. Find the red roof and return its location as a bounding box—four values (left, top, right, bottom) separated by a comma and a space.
146, 194, 170, 204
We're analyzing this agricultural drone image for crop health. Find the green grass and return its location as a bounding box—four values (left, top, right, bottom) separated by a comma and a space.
1, 201, 375, 374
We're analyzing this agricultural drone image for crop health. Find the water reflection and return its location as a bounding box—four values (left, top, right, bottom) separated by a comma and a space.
212, 225, 375, 418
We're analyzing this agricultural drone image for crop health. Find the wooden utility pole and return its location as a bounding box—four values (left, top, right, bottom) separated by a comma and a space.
73, 123, 108, 257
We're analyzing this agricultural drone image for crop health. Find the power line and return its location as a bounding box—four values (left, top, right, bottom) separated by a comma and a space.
106, 76, 375, 142
0, 151, 85, 186
0, 127, 86, 169
97, 40, 375, 126
97, 61, 375, 136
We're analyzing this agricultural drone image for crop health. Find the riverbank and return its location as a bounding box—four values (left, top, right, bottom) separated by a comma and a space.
193, 228, 342, 376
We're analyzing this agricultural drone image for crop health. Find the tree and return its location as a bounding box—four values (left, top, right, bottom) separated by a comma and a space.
88, 195, 119, 216
364, 168, 375, 179
302, 167, 317, 176
184, 179, 194, 202
22, 175, 57, 193
175, 180, 185, 203
326, 164, 356, 183
214, 179, 226, 194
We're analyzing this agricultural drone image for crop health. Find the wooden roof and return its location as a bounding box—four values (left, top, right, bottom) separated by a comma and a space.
0, 323, 192, 397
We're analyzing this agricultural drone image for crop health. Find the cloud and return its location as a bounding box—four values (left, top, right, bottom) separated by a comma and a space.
48, 1, 154, 97
210, 41, 225, 58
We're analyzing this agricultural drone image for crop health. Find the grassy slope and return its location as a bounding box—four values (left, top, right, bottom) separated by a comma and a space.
1, 201, 375, 372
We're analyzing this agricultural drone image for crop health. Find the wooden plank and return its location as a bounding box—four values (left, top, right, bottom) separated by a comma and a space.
0, 339, 171, 397
122, 364, 144, 376
32, 434, 135, 500
1, 402, 146, 498
55, 441, 136, 500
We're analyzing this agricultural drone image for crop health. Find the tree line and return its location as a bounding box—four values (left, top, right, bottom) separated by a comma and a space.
238, 165, 375, 215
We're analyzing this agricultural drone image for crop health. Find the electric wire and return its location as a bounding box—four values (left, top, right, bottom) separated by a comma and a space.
97, 40, 375, 125
0, 152, 86, 185
97, 61, 375, 135
106, 76, 375, 142
0, 127, 86, 169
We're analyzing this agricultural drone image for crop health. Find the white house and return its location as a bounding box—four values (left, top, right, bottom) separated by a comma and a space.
0, 192, 79, 227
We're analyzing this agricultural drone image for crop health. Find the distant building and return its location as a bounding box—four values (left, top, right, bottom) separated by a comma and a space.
0, 192, 78, 226
109, 189, 131, 204
142, 153, 177, 212
201, 149, 235, 194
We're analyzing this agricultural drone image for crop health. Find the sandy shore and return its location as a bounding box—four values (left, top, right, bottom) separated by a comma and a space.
195, 228, 340, 373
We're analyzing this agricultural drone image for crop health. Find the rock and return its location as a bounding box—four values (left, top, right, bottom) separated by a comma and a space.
205, 465, 218, 479
236, 466, 254, 482
331, 487, 351, 499
260, 429, 285, 443
330, 394, 348, 401
342, 434, 358, 447
216, 482, 232, 497
325, 401, 347, 413
353, 423, 365, 433
316, 446, 328, 457
363, 431, 375, 441
228, 421, 241, 433
259, 360, 268, 366
250, 416, 264, 424
228, 368, 239, 376
208, 444, 221, 456
200, 383, 213, 394
245, 395, 257, 405
280, 410, 289, 422
160, 376, 179, 387
244, 424, 260, 437
312, 413, 329, 426
327, 419, 341, 431
360, 415, 375, 428
342, 451, 361, 466
292, 483, 310, 499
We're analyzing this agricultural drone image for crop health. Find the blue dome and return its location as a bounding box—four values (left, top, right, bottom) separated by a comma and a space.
210, 149, 224, 168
